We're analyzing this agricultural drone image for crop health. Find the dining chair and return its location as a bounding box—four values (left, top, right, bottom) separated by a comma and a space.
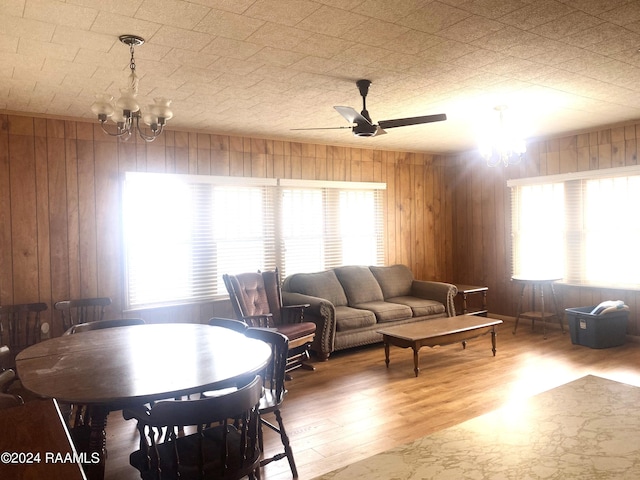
126, 374, 263, 480
54, 297, 112, 332
224, 269, 316, 375
64, 317, 145, 335
245, 327, 298, 477
0, 302, 48, 360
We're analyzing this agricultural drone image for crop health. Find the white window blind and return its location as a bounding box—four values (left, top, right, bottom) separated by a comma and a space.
509, 166, 640, 289
511, 183, 565, 279
123, 173, 385, 310
278, 182, 385, 277
581, 176, 640, 286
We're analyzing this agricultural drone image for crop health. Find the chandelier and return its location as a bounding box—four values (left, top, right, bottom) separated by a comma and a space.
90, 35, 172, 142
479, 105, 526, 167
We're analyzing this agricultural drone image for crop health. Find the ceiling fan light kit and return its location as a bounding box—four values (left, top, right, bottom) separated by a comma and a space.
91, 35, 173, 143
293, 79, 447, 138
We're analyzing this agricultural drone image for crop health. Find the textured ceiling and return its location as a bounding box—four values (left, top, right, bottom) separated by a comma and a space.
3, 0, 640, 154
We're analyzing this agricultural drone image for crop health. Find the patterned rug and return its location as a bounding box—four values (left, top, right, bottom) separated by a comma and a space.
314, 375, 640, 479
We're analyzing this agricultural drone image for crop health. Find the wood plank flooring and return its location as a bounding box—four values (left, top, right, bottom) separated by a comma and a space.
104, 319, 640, 480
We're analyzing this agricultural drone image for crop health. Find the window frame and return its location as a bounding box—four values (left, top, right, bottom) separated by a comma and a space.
508, 165, 640, 290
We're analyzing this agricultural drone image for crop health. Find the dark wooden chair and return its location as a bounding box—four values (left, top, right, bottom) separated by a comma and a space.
64, 317, 145, 335
224, 269, 316, 375
245, 327, 298, 477
54, 297, 111, 332
0, 302, 48, 361
125, 375, 263, 480
0, 345, 23, 408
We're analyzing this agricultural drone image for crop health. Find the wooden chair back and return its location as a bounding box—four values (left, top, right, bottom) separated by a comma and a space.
223, 272, 273, 328
65, 318, 144, 335
54, 297, 111, 331
0, 302, 48, 357
208, 317, 248, 333
245, 327, 288, 409
128, 375, 263, 480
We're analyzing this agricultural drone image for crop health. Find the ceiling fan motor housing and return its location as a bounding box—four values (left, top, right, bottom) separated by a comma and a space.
353, 122, 377, 136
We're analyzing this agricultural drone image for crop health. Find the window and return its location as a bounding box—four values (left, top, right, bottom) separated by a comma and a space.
123, 173, 386, 310
511, 183, 565, 279
509, 166, 640, 289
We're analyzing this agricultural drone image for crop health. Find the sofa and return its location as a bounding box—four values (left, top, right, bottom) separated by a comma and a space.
281, 264, 457, 360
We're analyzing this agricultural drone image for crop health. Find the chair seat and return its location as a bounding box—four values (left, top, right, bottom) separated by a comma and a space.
275, 321, 316, 341
275, 322, 315, 351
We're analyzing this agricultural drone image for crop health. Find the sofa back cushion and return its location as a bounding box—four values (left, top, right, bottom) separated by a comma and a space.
283, 270, 348, 307
369, 264, 413, 299
334, 266, 384, 306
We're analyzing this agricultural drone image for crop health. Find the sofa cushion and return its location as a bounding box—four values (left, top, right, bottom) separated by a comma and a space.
334, 266, 384, 306
335, 306, 376, 331
387, 296, 445, 317
352, 301, 412, 323
284, 270, 348, 307
369, 264, 413, 299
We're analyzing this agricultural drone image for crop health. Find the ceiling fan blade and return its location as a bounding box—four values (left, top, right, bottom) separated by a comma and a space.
291, 126, 352, 131
375, 126, 387, 136
378, 113, 447, 130
334, 106, 372, 125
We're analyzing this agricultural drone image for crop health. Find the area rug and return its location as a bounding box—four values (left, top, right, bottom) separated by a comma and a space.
315, 375, 640, 479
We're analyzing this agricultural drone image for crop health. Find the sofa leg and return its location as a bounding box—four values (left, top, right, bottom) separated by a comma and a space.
314, 352, 330, 362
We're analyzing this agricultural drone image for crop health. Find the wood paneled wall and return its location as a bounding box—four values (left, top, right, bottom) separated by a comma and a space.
0, 114, 454, 337
444, 122, 640, 335
6, 112, 637, 339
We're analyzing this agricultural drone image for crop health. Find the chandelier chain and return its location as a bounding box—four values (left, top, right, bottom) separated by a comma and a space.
129, 43, 136, 74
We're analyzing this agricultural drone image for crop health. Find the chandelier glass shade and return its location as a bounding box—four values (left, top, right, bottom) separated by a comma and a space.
91, 35, 172, 142
479, 105, 526, 167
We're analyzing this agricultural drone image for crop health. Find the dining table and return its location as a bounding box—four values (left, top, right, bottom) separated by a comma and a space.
15, 322, 272, 480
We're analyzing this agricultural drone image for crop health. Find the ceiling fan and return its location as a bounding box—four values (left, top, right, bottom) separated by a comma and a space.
293, 79, 447, 137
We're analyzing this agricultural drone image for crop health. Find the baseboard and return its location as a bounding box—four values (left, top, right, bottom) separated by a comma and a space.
487, 312, 640, 343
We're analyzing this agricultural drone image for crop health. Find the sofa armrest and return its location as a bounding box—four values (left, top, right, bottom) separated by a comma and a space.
282, 291, 336, 360
411, 280, 458, 317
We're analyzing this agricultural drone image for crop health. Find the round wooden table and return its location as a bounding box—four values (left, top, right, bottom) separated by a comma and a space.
16, 323, 271, 480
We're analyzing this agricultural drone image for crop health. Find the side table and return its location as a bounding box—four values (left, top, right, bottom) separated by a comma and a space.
512, 276, 564, 339
454, 284, 488, 317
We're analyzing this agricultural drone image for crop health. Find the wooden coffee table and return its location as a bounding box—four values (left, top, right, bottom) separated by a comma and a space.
377, 315, 503, 377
